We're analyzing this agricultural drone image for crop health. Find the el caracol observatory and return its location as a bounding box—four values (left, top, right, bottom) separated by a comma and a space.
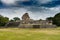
5, 13, 56, 28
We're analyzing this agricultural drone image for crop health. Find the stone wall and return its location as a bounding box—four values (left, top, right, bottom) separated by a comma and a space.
18, 24, 57, 28
5, 13, 57, 28
5, 22, 20, 27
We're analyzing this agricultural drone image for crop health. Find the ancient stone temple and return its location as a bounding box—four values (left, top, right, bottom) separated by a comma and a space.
5, 13, 56, 28
22, 13, 30, 20
22, 13, 30, 24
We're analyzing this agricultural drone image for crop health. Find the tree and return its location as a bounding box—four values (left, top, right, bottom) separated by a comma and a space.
53, 13, 60, 26
0, 15, 9, 26
46, 17, 53, 21
39, 19, 42, 21
10, 19, 14, 22
13, 17, 20, 22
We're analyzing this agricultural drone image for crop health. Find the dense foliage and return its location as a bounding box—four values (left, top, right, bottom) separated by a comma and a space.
53, 13, 60, 26
13, 17, 20, 22
46, 13, 60, 26
46, 17, 53, 21
0, 15, 9, 26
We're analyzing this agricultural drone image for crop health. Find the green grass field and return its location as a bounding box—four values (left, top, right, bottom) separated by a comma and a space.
0, 28, 60, 40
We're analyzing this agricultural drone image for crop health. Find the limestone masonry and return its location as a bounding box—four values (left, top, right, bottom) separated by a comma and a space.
5, 13, 56, 28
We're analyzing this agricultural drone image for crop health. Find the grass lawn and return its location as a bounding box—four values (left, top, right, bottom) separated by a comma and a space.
0, 28, 60, 40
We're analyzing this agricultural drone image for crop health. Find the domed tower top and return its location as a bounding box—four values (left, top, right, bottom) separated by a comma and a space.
22, 13, 30, 20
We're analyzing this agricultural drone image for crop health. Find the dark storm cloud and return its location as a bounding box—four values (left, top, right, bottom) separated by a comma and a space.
0, 0, 60, 20
0, 0, 60, 11
0, 0, 60, 8
41, 0, 60, 7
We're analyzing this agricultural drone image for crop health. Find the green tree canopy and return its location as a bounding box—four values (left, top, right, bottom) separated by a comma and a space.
10, 19, 14, 22
53, 13, 60, 26
13, 17, 20, 22
0, 15, 9, 26
46, 17, 53, 21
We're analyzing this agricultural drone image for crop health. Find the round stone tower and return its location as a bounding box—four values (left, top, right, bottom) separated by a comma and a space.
22, 13, 30, 20
22, 13, 30, 24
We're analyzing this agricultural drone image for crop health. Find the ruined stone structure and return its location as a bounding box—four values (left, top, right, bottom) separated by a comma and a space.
22, 13, 30, 24
6, 13, 56, 28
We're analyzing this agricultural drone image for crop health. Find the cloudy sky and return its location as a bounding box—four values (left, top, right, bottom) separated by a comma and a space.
0, 0, 60, 20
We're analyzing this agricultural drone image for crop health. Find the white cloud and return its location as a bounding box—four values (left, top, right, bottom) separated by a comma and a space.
1, 0, 30, 5
37, 0, 59, 4
49, 6, 60, 11
37, 0, 53, 4
41, 6, 60, 17
0, 8, 24, 19
1, 0, 53, 5
1, 0, 16, 5
0, 6, 60, 20
0, 8, 32, 20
